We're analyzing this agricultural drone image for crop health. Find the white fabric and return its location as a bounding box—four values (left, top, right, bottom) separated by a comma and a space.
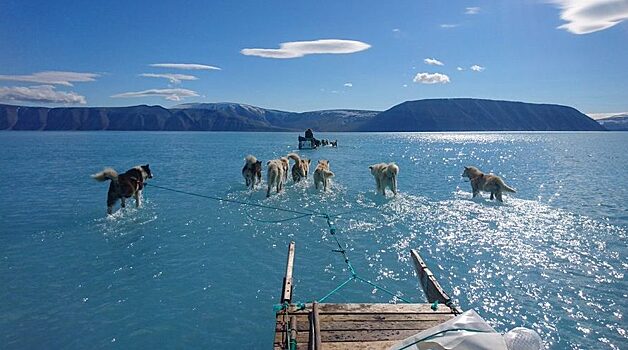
389, 310, 508, 350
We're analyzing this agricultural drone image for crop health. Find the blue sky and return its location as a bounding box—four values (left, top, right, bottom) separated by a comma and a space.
0, 0, 627, 116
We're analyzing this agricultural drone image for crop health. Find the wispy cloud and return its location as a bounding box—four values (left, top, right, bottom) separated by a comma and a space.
413, 72, 451, 84
111, 88, 199, 101
587, 111, 628, 120
470, 64, 485, 72
139, 73, 198, 84
0, 71, 99, 87
551, 0, 628, 34
424, 58, 444, 66
344, 82, 353, 87
392, 28, 401, 33
241, 39, 371, 59
0, 85, 86, 104
457, 66, 464, 71
440, 24, 460, 28
465, 7, 480, 15
149, 63, 221, 70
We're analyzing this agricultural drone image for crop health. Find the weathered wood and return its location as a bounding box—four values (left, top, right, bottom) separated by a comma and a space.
309, 302, 322, 350
294, 312, 453, 323
286, 328, 424, 343
288, 303, 455, 314
282, 241, 296, 304
410, 249, 461, 313
289, 316, 298, 349
296, 319, 448, 332
323, 340, 399, 350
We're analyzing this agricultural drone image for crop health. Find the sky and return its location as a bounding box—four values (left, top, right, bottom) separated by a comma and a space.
0, 0, 627, 117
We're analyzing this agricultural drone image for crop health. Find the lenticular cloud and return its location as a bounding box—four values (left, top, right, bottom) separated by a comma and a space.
552, 0, 628, 34
241, 39, 371, 59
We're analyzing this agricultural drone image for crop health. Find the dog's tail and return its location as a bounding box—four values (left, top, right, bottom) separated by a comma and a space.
287, 153, 301, 163
497, 178, 516, 193
245, 155, 257, 165
92, 168, 118, 182
386, 163, 399, 178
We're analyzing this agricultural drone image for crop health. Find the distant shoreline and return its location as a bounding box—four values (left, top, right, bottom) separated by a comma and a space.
0, 98, 608, 132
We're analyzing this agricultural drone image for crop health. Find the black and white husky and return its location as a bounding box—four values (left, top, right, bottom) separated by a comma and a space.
92, 164, 153, 214
242, 155, 262, 189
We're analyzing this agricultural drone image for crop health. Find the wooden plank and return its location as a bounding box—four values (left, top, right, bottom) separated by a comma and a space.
288, 303, 456, 314
282, 241, 296, 304
410, 249, 461, 313
290, 312, 453, 324
287, 329, 424, 343
295, 319, 448, 332
323, 340, 399, 350
309, 302, 322, 350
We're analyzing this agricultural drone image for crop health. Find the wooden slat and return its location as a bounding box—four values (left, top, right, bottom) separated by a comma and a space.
282, 241, 296, 304
294, 312, 453, 323
309, 302, 322, 350
288, 303, 455, 314
322, 340, 398, 350
296, 319, 448, 332
410, 249, 461, 313
286, 329, 424, 343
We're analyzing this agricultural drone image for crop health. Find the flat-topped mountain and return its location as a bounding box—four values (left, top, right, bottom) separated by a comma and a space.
0, 99, 605, 131
357, 98, 604, 131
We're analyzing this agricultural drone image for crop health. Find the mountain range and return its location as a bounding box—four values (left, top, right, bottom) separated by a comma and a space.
596, 114, 628, 131
0, 98, 606, 132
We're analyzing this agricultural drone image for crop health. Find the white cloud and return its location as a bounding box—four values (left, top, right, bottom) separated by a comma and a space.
392, 28, 401, 32
111, 88, 199, 101
344, 82, 353, 87
241, 39, 371, 59
424, 58, 444, 66
440, 24, 460, 28
587, 111, 628, 120
551, 0, 628, 34
0, 71, 99, 87
413, 72, 451, 84
465, 7, 480, 15
457, 66, 464, 71
139, 73, 198, 84
150, 63, 221, 70
0, 85, 86, 104
470, 65, 485, 72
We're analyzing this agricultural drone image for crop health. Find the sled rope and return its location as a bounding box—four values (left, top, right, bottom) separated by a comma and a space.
145, 183, 413, 304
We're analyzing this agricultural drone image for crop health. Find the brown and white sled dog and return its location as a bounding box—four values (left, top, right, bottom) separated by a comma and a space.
92, 164, 153, 214
369, 162, 399, 196
462, 166, 516, 202
287, 153, 311, 183
242, 155, 262, 189
266, 157, 289, 197
313, 160, 334, 191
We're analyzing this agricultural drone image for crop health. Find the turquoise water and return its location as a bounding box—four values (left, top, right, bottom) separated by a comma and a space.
0, 131, 626, 349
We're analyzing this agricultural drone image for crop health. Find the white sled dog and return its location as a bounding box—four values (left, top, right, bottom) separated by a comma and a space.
462, 166, 516, 202
287, 153, 311, 183
242, 155, 262, 189
313, 160, 335, 191
369, 162, 399, 196
266, 157, 289, 197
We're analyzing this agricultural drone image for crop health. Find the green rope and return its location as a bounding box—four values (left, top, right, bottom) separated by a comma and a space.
146, 183, 327, 218
147, 183, 414, 305
318, 276, 355, 303
316, 213, 412, 304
